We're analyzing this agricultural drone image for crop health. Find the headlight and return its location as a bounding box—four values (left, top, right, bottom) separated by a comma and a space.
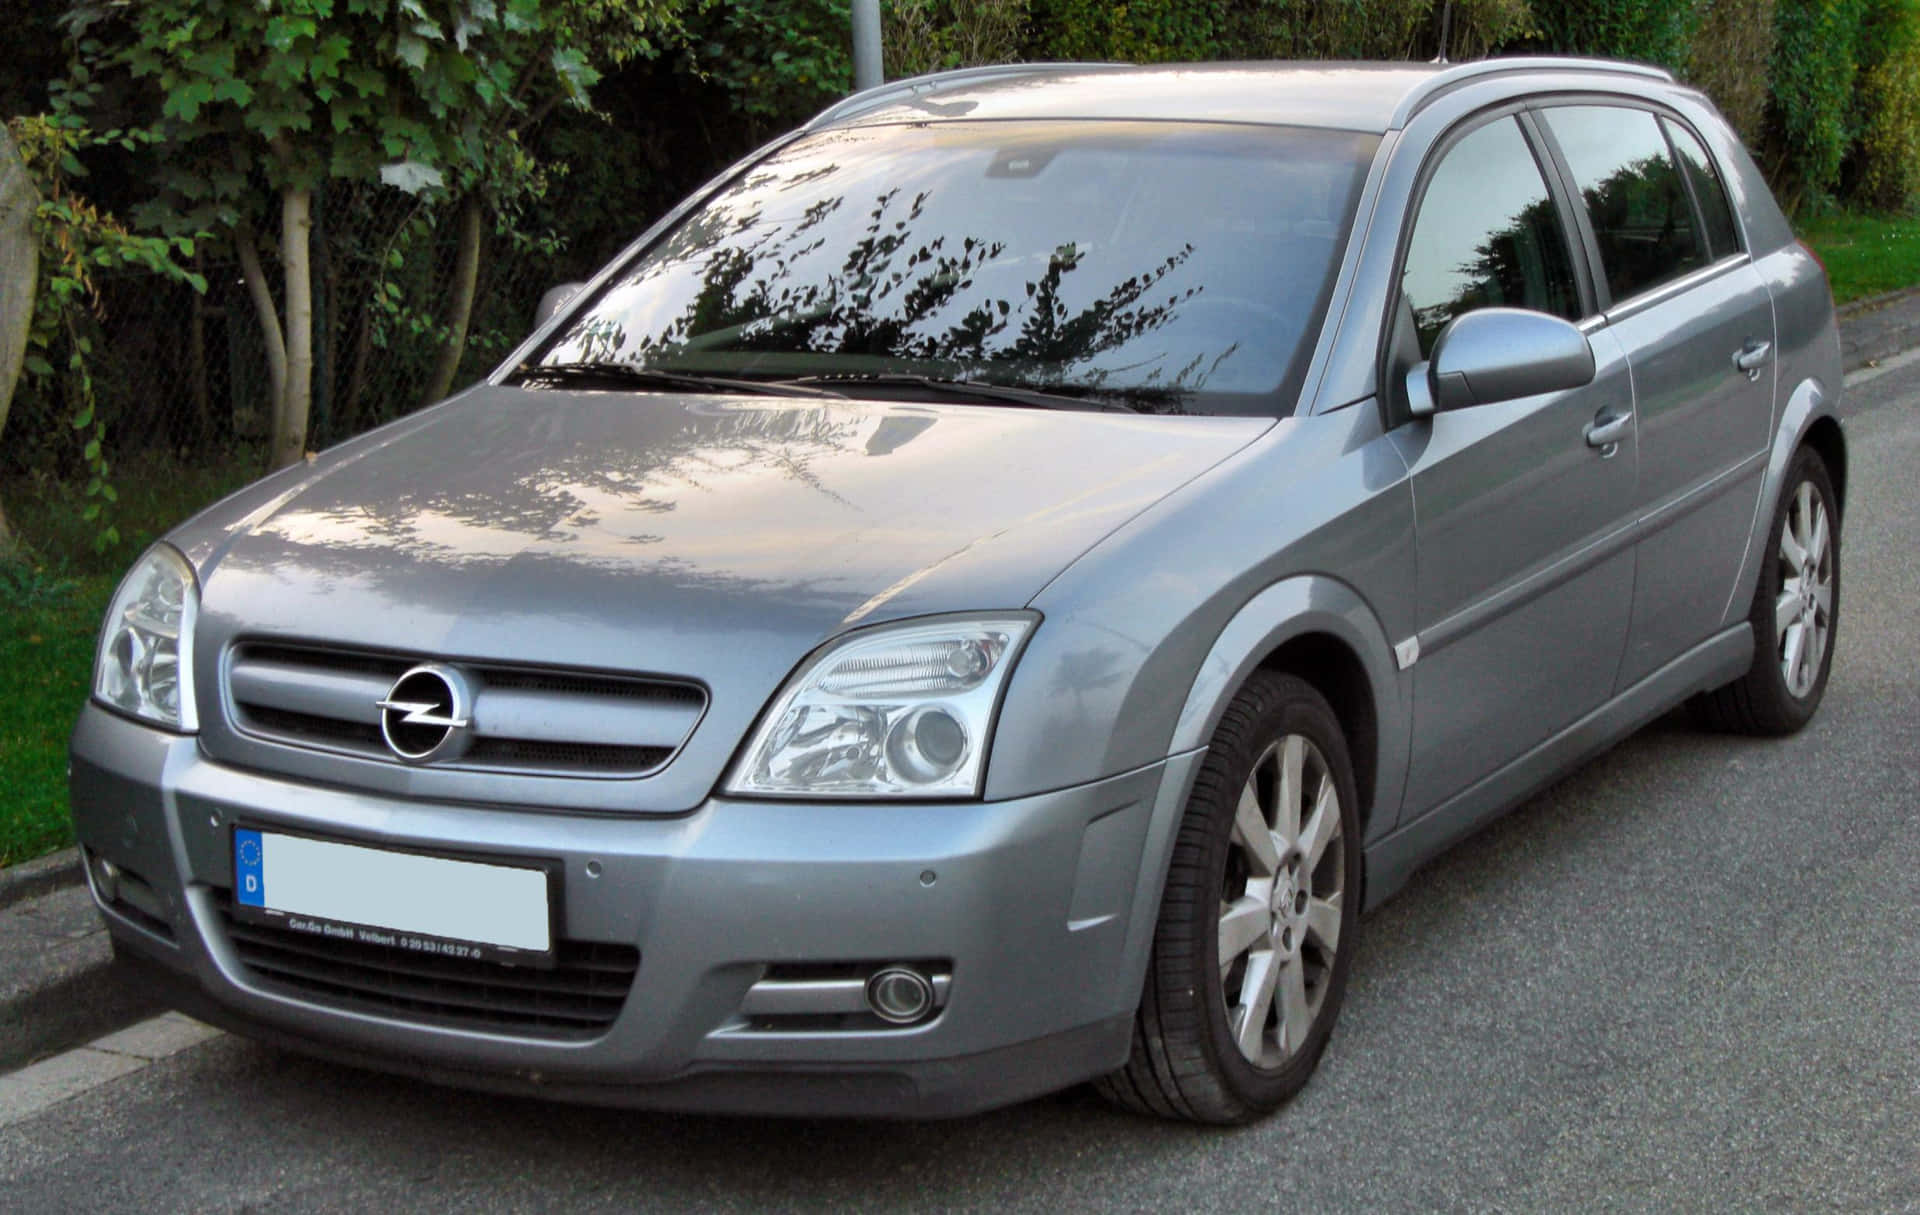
94, 543, 200, 732
726, 614, 1036, 799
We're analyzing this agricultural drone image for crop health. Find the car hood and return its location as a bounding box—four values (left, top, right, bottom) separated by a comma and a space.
180, 386, 1268, 807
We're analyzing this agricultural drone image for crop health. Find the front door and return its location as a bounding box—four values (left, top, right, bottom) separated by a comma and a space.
1387, 113, 1641, 818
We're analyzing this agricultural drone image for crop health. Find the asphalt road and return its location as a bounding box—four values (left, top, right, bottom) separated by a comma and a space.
4, 362, 1918, 1213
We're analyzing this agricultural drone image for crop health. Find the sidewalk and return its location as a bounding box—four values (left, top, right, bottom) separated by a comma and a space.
5, 283, 1920, 1073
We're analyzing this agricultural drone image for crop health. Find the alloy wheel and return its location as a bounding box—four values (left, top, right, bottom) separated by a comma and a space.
1775, 479, 1834, 699
1217, 733, 1346, 1069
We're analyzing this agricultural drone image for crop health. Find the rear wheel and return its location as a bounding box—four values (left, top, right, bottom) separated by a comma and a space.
1097, 672, 1361, 1124
1692, 446, 1840, 734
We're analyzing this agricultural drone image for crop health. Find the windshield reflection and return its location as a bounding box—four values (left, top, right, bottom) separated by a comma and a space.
540, 122, 1377, 416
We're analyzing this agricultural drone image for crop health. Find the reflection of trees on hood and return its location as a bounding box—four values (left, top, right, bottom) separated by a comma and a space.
260, 401, 873, 582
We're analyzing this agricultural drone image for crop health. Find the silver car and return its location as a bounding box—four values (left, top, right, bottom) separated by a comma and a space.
72, 58, 1844, 1123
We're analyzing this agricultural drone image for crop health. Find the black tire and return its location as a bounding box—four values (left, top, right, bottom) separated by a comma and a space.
1692, 447, 1841, 735
1096, 672, 1362, 1124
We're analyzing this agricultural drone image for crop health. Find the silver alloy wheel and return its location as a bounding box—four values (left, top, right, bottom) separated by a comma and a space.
1775, 479, 1834, 699
1217, 733, 1345, 1069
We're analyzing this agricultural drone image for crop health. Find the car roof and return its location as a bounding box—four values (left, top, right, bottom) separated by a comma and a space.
808, 58, 1678, 136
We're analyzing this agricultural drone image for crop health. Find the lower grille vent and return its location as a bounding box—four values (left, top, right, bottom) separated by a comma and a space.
217, 903, 638, 1039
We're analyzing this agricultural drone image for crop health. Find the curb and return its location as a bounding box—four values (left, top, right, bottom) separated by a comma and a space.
1836, 284, 1920, 320
0, 848, 82, 912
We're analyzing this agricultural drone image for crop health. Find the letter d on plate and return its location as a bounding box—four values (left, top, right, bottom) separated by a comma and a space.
235, 828, 266, 907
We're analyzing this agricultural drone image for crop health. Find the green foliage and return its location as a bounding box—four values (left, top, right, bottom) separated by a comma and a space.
1851, 0, 1920, 211
883, 0, 1030, 77
1687, 0, 1777, 143
1018, 0, 1534, 64
1526, 0, 1706, 67
1022, 0, 1228, 61
7, 113, 205, 551
1767, 0, 1869, 214
61, 0, 685, 226
685, 0, 853, 133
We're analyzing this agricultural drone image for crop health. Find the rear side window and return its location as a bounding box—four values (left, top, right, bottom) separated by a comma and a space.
1401, 116, 1581, 357
1662, 118, 1741, 258
1544, 105, 1706, 303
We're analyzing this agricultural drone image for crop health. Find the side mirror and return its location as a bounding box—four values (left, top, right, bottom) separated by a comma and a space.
1409, 307, 1596, 417
534, 282, 586, 329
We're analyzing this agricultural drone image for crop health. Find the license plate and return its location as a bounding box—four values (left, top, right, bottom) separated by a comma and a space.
232, 827, 555, 967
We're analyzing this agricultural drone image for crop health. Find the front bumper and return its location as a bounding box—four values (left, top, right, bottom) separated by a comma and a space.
69, 704, 1200, 1117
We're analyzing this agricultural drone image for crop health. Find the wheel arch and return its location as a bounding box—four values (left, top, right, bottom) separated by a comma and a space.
1168, 575, 1409, 843
1722, 375, 1846, 628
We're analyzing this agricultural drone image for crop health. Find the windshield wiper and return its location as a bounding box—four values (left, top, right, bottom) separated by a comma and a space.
783, 373, 1136, 413
512, 362, 848, 399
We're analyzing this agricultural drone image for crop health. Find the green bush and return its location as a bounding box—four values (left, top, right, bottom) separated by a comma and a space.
883, 0, 1030, 77
1687, 0, 1777, 143
1526, 0, 1706, 68
1851, 0, 1920, 210
1021, 0, 1228, 61
1767, 0, 1868, 213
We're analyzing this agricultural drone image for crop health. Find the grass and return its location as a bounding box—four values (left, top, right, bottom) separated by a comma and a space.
1797, 210, 1920, 306
2, 566, 112, 866
1, 455, 260, 866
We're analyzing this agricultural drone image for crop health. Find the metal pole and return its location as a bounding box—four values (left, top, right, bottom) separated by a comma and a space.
851, 0, 882, 92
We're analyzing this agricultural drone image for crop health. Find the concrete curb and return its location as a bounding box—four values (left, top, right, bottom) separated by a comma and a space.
0, 884, 165, 1073
3, 287, 1920, 1082
0, 847, 82, 912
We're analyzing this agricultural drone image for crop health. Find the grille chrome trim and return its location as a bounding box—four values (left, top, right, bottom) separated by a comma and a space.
217, 902, 639, 1040
224, 642, 705, 778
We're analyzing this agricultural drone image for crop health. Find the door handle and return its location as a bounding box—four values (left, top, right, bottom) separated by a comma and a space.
1733, 339, 1772, 380
1584, 410, 1631, 452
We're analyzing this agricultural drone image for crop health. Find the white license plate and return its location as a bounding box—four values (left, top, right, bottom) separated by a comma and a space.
232, 828, 553, 965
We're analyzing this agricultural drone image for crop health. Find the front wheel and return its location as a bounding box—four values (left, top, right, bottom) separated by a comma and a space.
1692, 447, 1840, 735
1096, 672, 1361, 1124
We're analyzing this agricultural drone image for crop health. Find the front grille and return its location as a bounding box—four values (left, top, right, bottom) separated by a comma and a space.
224, 641, 705, 778
218, 903, 639, 1039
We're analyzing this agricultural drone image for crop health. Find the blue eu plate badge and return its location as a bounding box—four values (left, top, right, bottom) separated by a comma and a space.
234, 828, 265, 907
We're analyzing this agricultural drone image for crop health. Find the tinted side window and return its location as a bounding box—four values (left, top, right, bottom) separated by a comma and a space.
1402, 117, 1581, 357
1544, 105, 1705, 302
1663, 118, 1741, 257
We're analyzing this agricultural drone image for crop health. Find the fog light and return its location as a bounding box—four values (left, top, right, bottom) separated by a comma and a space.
88, 851, 121, 904
865, 965, 935, 1024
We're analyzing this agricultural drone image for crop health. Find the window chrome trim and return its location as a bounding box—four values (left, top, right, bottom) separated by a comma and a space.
1601, 252, 1753, 325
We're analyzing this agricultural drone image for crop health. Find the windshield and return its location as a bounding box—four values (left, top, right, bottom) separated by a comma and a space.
535, 121, 1379, 416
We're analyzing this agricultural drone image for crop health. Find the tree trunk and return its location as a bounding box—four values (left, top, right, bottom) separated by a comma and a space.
421, 195, 484, 408
0, 124, 39, 448
272, 187, 314, 470
235, 221, 288, 440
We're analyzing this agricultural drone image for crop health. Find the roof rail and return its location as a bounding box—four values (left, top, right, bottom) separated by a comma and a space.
805, 62, 1129, 130
1390, 55, 1676, 126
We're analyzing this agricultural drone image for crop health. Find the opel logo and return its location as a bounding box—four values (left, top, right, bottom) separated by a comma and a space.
376, 664, 474, 763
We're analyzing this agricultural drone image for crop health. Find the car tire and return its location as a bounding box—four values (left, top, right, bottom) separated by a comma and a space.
1692, 446, 1841, 735
1096, 671, 1361, 1124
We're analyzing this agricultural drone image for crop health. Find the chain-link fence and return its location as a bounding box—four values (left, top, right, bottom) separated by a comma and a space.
3, 180, 564, 481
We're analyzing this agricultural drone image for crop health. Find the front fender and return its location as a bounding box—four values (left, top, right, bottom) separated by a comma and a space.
1169, 574, 1410, 845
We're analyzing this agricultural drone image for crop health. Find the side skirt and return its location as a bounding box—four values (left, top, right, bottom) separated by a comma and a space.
1362, 623, 1753, 910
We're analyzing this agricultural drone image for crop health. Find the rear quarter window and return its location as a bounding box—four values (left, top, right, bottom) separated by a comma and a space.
1662, 117, 1742, 258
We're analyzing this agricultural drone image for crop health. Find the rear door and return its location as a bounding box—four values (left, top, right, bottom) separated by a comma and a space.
1388, 113, 1640, 816
1535, 104, 1777, 688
